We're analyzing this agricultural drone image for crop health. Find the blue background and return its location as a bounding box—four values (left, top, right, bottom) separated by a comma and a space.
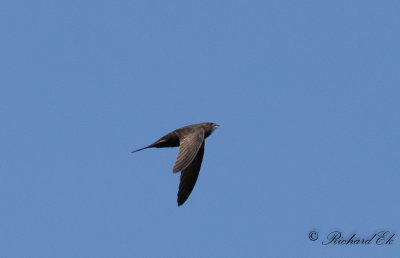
1, 0, 399, 257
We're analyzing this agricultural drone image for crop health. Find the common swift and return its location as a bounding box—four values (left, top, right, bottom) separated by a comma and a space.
132, 122, 219, 206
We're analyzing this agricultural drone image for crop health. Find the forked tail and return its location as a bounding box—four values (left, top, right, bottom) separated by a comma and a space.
131, 146, 149, 153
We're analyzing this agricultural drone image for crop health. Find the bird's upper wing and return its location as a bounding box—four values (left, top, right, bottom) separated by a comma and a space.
177, 141, 205, 206
172, 127, 205, 173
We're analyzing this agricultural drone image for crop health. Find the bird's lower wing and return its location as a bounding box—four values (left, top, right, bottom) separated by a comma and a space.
177, 141, 205, 206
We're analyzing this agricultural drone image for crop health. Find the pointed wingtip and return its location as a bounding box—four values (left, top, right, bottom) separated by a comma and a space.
177, 193, 185, 206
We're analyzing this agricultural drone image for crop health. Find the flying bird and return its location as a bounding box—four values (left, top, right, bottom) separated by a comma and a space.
132, 122, 219, 206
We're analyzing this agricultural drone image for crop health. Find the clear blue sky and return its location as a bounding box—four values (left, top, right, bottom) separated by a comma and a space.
1, 0, 399, 257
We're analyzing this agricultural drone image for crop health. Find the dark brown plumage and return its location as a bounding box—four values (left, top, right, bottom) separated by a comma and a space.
132, 122, 219, 206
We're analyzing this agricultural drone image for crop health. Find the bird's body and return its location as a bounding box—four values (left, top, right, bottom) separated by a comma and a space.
132, 122, 219, 206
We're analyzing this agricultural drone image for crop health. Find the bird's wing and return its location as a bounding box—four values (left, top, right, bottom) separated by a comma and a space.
177, 141, 205, 206
172, 128, 205, 173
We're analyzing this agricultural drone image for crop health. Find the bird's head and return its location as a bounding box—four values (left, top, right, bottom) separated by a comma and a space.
212, 122, 220, 131
203, 122, 219, 137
